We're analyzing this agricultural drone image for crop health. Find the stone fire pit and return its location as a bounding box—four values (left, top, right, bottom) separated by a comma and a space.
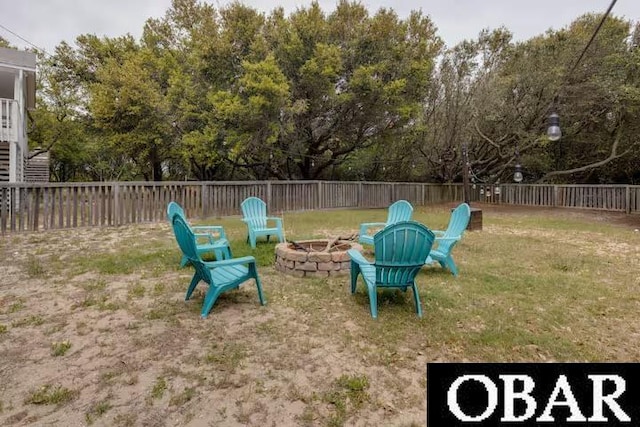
275, 237, 364, 278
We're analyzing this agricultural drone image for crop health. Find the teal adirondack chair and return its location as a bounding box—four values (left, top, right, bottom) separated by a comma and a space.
170, 213, 266, 318
348, 221, 435, 319
359, 200, 414, 245
425, 203, 471, 276
240, 197, 285, 249
167, 202, 231, 268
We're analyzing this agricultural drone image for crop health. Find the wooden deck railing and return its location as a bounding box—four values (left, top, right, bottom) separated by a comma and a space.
0, 98, 19, 143
0, 181, 637, 233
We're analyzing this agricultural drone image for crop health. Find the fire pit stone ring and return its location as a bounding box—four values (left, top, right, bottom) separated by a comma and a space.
274, 237, 364, 278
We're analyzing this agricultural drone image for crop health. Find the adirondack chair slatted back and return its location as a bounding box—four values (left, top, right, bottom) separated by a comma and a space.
444, 203, 471, 237
171, 214, 212, 285
167, 201, 185, 221
439, 203, 471, 253
373, 221, 435, 285
241, 197, 268, 229
386, 200, 413, 225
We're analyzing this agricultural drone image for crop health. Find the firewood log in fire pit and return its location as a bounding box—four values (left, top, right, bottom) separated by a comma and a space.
289, 234, 358, 253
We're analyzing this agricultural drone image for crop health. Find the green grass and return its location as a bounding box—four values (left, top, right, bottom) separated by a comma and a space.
150, 377, 167, 400
2, 205, 639, 426
204, 342, 247, 372
229, 240, 278, 267
113, 413, 137, 426
73, 248, 175, 275
42, 207, 634, 365
26, 385, 77, 405
85, 400, 111, 425
51, 341, 72, 357
7, 300, 25, 313
127, 283, 146, 299
322, 374, 371, 426
24, 255, 46, 278
11, 315, 44, 328
82, 280, 107, 292
77, 294, 126, 312
169, 387, 196, 406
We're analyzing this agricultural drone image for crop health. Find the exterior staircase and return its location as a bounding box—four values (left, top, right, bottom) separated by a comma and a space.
0, 141, 9, 182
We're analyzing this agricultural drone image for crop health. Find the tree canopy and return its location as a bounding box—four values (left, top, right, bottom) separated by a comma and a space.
28, 0, 640, 183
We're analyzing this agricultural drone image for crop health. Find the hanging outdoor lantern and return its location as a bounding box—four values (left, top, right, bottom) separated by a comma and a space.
513, 164, 523, 183
513, 146, 523, 183
547, 112, 562, 141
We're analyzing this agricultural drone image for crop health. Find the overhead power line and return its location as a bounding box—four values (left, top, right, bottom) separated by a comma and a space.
567, 0, 618, 79
0, 22, 53, 58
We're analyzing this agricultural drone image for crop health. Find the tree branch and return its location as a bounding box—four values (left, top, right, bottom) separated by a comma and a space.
537, 129, 632, 182
474, 121, 505, 156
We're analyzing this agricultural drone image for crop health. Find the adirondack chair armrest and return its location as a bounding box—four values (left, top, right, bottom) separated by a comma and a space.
435, 236, 460, 243
194, 232, 216, 245
347, 249, 372, 267
266, 217, 283, 226
359, 222, 386, 236
192, 225, 227, 239
203, 256, 256, 269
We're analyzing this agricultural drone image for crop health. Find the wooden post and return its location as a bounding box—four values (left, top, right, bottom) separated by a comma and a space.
626, 185, 631, 214
201, 183, 208, 218
266, 181, 272, 210
8, 187, 15, 232
33, 187, 40, 231
317, 181, 322, 209
113, 183, 120, 226
462, 143, 470, 205
0, 187, 6, 234
18, 187, 25, 231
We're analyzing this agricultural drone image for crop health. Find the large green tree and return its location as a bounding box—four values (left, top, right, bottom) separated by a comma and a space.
263, 2, 442, 179
468, 14, 640, 184
27, 1, 640, 184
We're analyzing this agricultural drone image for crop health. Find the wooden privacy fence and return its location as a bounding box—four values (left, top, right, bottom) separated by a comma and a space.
0, 181, 464, 233
0, 181, 638, 233
476, 184, 640, 213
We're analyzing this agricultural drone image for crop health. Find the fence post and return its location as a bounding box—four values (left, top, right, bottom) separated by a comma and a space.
421, 184, 425, 206
266, 181, 272, 210
10, 187, 16, 232
626, 185, 631, 214
201, 183, 208, 218
553, 185, 558, 208
358, 182, 363, 207
113, 183, 120, 226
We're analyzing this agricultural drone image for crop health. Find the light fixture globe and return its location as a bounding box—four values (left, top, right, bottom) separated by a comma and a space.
547, 112, 562, 141
513, 166, 523, 183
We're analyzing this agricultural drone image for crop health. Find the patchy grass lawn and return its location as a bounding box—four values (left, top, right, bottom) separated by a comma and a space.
0, 204, 639, 426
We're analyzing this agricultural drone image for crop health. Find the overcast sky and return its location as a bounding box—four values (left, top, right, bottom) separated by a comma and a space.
1, 0, 640, 55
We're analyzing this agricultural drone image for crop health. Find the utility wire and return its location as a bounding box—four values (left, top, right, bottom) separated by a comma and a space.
0, 22, 53, 58
566, 0, 618, 79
